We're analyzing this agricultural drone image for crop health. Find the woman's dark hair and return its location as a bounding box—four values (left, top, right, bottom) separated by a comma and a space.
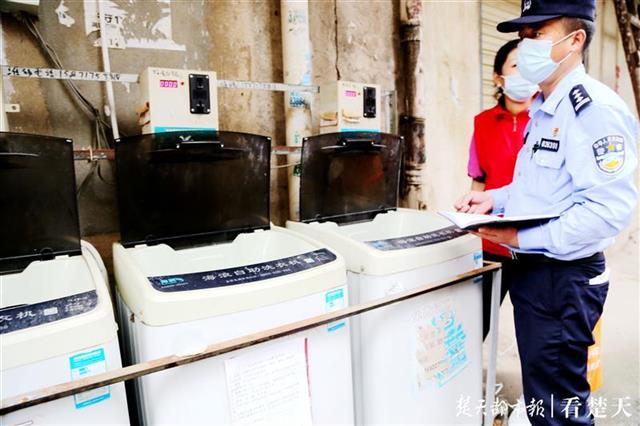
494, 39, 521, 107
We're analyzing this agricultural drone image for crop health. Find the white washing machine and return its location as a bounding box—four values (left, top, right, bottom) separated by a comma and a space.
0, 133, 129, 425
113, 131, 354, 425
287, 132, 485, 425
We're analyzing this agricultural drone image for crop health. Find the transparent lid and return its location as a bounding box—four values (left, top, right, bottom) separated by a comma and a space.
115, 131, 271, 248
299, 132, 403, 224
0, 132, 81, 274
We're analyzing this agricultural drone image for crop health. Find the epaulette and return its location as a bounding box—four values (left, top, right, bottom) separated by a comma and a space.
569, 84, 592, 115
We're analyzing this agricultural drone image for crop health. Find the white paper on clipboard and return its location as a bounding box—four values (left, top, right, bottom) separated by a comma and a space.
224, 337, 313, 425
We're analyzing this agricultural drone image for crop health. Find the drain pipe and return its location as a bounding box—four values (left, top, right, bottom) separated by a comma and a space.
0, 16, 7, 132
280, 0, 313, 221
0, 71, 7, 132
399, 0, 427, 210
98, 0, 119, 140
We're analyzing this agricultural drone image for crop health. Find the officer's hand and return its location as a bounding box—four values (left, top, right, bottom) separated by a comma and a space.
454, 191, 494, 214
470, 226, 519, 248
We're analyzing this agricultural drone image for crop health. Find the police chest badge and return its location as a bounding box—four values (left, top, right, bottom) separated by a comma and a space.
592, 135, 625, 174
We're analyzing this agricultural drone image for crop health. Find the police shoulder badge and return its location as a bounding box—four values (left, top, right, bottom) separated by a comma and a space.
569, 84, 592, 115
592, 135, 625, 174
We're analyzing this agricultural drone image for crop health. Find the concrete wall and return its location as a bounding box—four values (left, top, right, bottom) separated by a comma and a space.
207, 1, 288, 224
420, 1, 481, 211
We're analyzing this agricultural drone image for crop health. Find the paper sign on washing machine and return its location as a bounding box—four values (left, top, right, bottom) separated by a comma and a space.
224, 338, 313, 425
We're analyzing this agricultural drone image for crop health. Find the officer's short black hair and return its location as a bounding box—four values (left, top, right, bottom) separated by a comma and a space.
561, 17, 596, 53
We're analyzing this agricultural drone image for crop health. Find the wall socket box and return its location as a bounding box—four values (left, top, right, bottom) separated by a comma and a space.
138, 67, 219, 134
318, 81, 381, 134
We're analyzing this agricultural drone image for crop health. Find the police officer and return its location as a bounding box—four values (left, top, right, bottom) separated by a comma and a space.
455, 1, 638, 424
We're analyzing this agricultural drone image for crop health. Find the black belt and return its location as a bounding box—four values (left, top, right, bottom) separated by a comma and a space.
509, 251, 604, 264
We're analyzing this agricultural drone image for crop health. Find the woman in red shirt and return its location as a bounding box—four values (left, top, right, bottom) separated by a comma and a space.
468, 39, 538, 338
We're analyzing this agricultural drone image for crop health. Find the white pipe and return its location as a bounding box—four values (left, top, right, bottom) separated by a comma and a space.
280, 0, 313, 221
0, 70, 7, 133
0, 15, 8, 132
484, 267, 502, 426
98, 0, 119, 140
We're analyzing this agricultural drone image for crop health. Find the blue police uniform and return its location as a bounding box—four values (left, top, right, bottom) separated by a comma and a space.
490, 64, 638, 260
493, 1, 639, 424
489, 63, 638, 426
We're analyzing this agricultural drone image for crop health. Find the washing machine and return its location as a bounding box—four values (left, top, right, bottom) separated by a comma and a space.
0, 132, 129, 425
286, 131, 485, 425
113, 130, 354, 425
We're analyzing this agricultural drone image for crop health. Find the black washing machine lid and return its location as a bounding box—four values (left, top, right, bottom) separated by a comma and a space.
115, 130, 272, 248
0, 132, 81, 275
299, 131, 403, 224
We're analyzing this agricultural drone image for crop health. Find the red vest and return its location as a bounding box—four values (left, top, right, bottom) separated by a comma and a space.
473, 104, 529, 257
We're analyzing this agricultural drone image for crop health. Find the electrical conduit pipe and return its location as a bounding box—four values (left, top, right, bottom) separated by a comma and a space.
280, 0, 313, 220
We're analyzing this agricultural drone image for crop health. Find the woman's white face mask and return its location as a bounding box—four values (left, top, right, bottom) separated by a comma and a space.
501, 73, 539, 101
516, 31, 577, 84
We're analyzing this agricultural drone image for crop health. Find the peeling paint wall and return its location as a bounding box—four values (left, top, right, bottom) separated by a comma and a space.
420, 1, 482, 212
1, 16, 52, 135
2, 1, 211, 236
207, 0, 288, 224
334, 1, 402, 92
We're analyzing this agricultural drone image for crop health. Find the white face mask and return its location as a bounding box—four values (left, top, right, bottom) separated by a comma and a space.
501, 74, 539, 101
517, 31, 576, 84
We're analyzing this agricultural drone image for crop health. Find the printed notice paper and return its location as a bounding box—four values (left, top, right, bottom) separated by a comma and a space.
438, 211, 559, 231
224, 338, 312, 425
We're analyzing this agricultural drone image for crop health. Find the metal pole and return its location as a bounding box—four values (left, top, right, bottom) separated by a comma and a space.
484, 267, 503, 426
0, 15, 7, 132
0, 72, 7, 132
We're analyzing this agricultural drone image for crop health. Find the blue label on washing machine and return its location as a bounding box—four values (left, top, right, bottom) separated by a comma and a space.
364, 226, 467, 251
69, 348, 111, 409
474, 251, 483, 268
0, 290, 98, 334
325, 288, 346, 332
148, 249, 337, 292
